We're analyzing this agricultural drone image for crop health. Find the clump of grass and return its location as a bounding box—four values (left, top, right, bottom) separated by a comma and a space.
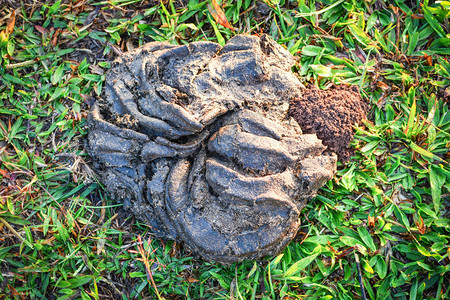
1, 0, 449, 299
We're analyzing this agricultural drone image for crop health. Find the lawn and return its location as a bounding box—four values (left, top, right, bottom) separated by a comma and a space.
0, 0, 449, 299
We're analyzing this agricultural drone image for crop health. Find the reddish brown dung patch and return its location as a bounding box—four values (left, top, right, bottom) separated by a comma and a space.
289, 85, 368, 162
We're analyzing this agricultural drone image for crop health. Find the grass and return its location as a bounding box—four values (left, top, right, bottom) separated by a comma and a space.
0, 0, 449, 299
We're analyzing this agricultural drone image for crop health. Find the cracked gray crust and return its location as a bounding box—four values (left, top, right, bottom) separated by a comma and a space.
88, 34, 337, 263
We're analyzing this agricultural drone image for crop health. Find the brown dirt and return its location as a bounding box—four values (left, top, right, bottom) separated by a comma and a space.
289, 85, 368, 162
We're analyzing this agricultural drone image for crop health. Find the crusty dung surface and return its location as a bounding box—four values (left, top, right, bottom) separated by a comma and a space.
88, 35, 337, 263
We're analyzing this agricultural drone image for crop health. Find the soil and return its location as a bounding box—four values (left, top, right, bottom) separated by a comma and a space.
87, 34, 337, 263
289, 85, 368, 162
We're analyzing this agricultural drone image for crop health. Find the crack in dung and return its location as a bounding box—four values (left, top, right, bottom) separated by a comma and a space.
190, 46, 222, 86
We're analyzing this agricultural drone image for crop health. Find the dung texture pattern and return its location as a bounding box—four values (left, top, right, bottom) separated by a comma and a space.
88, 35, 337, 263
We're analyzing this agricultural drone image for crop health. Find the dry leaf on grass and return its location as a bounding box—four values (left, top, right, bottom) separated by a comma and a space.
208, 0, 235, 31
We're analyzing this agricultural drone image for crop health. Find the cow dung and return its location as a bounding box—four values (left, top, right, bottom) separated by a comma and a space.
87, 35, 342, 263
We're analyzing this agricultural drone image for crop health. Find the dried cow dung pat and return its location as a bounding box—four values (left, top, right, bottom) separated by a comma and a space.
87, 34, 337, 263
289, 85, 368, 162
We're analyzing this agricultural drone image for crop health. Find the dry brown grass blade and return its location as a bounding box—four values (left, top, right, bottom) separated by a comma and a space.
6, 10, 15, 35
136, 235, 163, 300
0, 216, 31, 248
